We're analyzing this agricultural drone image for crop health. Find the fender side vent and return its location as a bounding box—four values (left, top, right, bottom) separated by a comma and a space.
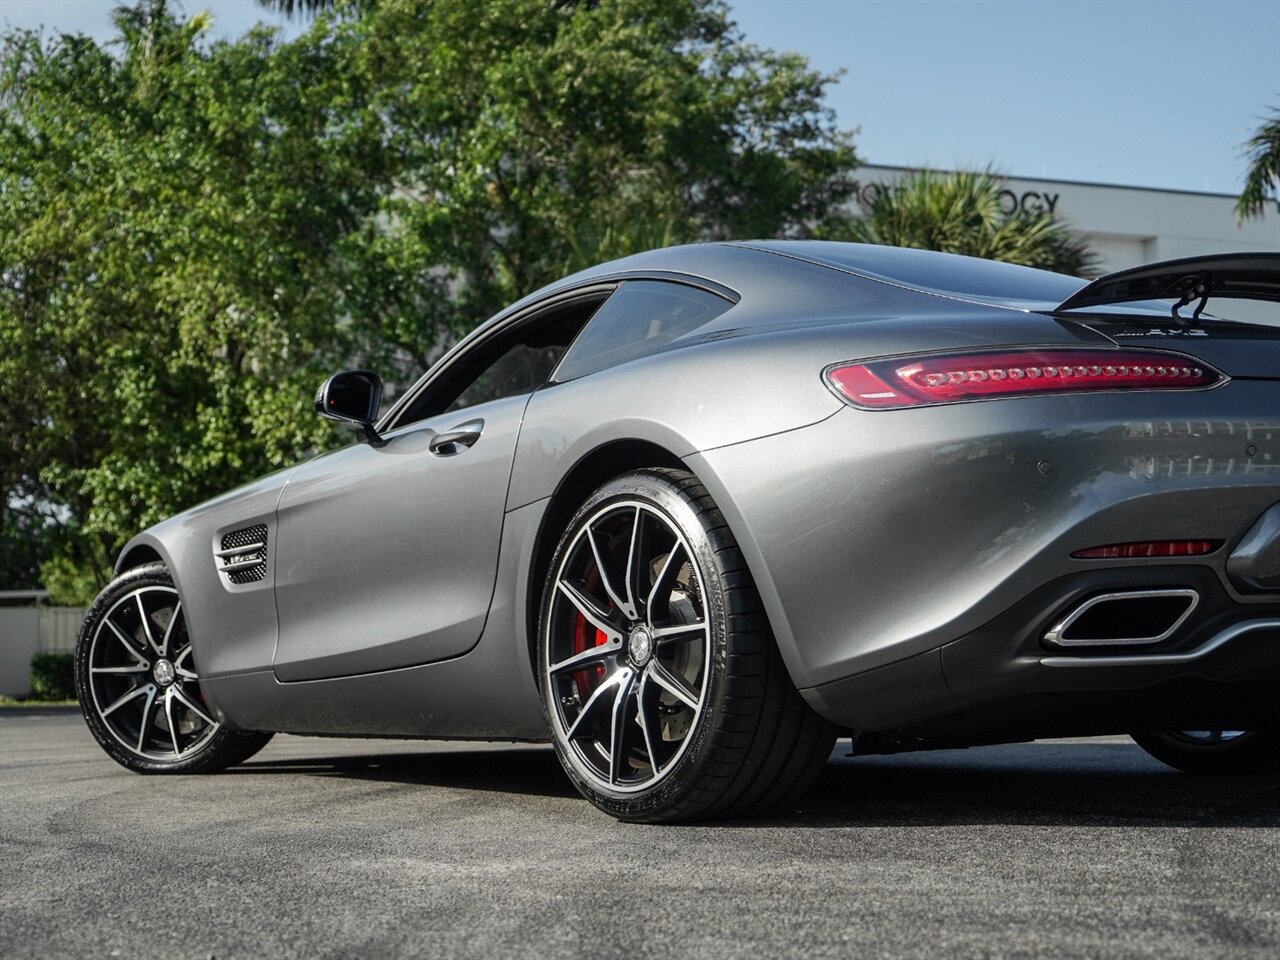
216, 524, 268, 585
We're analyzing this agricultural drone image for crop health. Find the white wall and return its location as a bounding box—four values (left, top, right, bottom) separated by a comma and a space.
0, 608, 87, 697
0, 610, 42, 697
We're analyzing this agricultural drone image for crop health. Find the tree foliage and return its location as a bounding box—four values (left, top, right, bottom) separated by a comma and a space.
1235, 106, 1280, 223
0, 498, 56, 590
0, 0, 857, 602
831, 169, 1097, 276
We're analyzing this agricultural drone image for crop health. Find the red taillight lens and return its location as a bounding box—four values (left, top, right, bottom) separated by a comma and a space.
827, 349, 1223, 409
1072, 540, 1220, 559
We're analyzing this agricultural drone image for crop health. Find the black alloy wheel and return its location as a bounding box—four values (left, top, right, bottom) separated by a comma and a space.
538, 468, 836, 822
75, 563, 272, 773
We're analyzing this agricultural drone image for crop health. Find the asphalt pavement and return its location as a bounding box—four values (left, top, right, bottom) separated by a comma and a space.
2, 710, 1278, 960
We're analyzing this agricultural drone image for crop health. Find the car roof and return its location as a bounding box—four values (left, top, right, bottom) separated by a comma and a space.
730, 240, 1087, 308
533, 240, 1088, 314
472, 241, 1101, 349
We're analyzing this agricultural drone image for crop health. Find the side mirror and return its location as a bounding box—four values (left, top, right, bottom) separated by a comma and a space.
315, 370, 386, 446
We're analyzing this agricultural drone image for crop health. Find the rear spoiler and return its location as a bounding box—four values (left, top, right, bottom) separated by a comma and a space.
1056, 253, 1280, 318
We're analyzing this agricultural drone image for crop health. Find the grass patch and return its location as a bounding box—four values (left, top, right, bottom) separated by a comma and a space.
0, 695, 78, 707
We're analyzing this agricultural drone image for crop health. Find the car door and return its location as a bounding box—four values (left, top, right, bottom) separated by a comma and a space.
271, 393, 525, 681
270, 290, 609, 682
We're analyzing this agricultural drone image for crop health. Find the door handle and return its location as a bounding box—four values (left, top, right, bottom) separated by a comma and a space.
429, 419, 484, 457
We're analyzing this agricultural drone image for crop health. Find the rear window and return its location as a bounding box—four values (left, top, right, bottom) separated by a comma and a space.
553, 281, 732, 382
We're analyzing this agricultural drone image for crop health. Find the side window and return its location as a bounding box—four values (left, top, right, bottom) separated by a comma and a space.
391, 294, 607, 427
552, 281, 733, 382
444, 343, 564, 413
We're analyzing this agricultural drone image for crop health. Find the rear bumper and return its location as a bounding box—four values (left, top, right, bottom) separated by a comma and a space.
804, 565, 1280, 739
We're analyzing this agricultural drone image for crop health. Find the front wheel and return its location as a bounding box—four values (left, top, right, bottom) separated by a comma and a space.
1131, 729, 1280, 775
75, 562, 273, 774
537, 468, 836, 822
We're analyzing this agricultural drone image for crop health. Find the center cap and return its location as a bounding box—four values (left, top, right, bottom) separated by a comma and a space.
628, 625, 654, 666
152, 659, 176, 686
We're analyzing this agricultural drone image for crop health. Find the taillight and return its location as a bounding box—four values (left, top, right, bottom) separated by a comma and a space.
826, 349, 1224, 409
1072, 540, 1220, 559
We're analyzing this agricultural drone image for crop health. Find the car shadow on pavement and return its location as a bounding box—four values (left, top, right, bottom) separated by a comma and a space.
231, 747, 580, 799
752, 747, 1280, 830
230, 742, 1280, 827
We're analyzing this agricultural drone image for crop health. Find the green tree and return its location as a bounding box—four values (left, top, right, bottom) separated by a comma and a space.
0, 0, 857, 602
0, 4, 409, 601
350, 0, 857, 323
831, 169, 1096, 276
1235, 106, 1280, 223
0, 499, 57, 591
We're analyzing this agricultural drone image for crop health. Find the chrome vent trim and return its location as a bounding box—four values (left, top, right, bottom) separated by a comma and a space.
216, 524, 267, 585
1043, 588, 1199, 647
1040, 618, 1280, 667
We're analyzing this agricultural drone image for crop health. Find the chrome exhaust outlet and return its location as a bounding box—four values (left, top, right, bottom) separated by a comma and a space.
1044, 589, 1199, 647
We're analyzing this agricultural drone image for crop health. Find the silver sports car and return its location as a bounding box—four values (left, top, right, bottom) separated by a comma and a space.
75, 242, 1280, 821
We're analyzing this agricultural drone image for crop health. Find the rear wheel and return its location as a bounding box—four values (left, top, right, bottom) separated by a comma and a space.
1131, 729, 1280, 775
537, 468, 836, 822
75, 562, 272, 774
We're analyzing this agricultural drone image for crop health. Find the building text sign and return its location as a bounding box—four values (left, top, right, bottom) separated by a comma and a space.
855, 180, 1062, 217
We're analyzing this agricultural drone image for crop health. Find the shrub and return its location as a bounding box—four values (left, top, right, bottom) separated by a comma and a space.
29, 653, 76, 701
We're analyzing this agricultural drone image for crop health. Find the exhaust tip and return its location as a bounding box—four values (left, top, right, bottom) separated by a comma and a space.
1044, 589, 1199, 647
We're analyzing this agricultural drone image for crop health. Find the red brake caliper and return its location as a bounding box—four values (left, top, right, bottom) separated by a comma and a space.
571, 613, 610, 699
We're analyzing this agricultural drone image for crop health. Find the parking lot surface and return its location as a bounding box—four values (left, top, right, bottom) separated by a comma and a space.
1, 711, 1278, 959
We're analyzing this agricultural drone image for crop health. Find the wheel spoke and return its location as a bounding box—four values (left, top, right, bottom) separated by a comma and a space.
650, 621, 706, 646
172, 645, 198, 680
608, 669, 637, 785
646, 542, 686, 623
104, 617, 148, 664
163, 689, 181, 756
171, 686, 216, 727
586, 525, 630, 620
91, 664, 149, 675
549, 640, 621, 676
135, 592, 162, 658
159, 601, 182, 658
622, 506, 643, 621
648, 659, 700, 711
635, 672, 663, 775
135, 686, 159, 752
565, 668, 627, 741
556, 579, 620, 640
100, 684, 150, 717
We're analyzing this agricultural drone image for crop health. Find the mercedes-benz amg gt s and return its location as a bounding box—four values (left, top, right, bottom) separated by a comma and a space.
75, 242, 1280, 821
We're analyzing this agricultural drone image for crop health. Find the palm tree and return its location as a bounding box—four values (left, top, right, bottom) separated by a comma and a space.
836, 169, 1097, 277
255, 0, 344, 15
1235, 107, 1280, 223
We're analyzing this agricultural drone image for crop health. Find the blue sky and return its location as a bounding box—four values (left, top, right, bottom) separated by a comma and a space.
2, 0, 1277, 196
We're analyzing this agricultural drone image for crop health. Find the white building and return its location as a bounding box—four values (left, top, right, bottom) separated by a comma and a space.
854, 165, 1280, 325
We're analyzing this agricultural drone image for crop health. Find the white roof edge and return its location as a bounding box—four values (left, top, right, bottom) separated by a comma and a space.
856, 164, 1245, 202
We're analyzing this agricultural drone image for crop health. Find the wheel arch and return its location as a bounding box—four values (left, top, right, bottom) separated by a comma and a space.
112, 535, 195, 653
522, 439, 688, 675
519, 438, 804, 696
114, 536, 169, 576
